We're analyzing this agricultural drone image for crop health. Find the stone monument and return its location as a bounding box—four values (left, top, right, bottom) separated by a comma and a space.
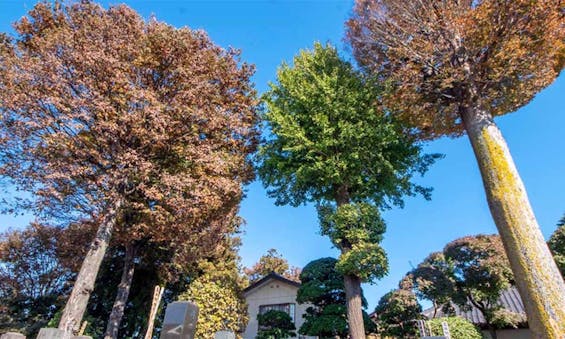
159, 301, 199, 339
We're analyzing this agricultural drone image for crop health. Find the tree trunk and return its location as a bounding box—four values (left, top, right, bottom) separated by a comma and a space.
58, 198, 123, 334
343, 273, 365, 339
460, 106, 565, 338
335, 185, 366, 339
104, 243, 137, 339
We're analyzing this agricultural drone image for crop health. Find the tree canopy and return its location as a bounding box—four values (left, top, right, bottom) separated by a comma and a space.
347, 1, 565, 335
0, 2, 259, 333
257, 41, 438, 338
244, 249, 300, 284
374, 289, 422, 338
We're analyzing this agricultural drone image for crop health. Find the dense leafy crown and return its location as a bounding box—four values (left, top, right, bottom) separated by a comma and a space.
347, 0, 564, 137
258, 42, 437, 207
0, 2, 259, 244
374, 288, 422, 338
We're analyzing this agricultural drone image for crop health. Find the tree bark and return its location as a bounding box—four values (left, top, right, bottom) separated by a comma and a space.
460, 106, 565, 338
343, 273, 366, 339
58, 198, 123, 334
335, 186, 366, 339
104, 243, 137, 339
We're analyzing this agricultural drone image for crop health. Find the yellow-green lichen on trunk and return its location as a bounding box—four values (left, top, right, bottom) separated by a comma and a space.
473, 124, 565, 338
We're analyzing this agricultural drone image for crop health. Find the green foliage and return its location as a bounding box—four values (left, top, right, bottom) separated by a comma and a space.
406, 252, 461, 316
256, 310, 296, 339
297, 257, 375, 337
258, 42, 438, 209
179, 274, 246, 338
319, 203, 388, 282
428, 317, 482, 339
374, 289, 422, 338
548, 214, 565, 277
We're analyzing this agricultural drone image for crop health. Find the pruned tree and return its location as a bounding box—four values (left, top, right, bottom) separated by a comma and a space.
256, 310, 296, 339
257, 42, 438, 338
0, 2, 258, 334
244, 248, 301, 284
297, 257, 374, 338
406, 252, 460, 317
347, 1, 565, 335
374, 289, 422, 338
444, 235, 522, 338
548, 213, 565, 277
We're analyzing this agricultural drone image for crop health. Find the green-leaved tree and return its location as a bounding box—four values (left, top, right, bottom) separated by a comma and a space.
257, 42, 438, 338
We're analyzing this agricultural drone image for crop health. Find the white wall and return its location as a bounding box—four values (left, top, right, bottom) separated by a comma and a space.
243, 279, 315, 339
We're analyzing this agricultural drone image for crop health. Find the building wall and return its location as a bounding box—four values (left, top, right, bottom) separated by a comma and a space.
481, 329, 533, 339
243, 279, 315, 339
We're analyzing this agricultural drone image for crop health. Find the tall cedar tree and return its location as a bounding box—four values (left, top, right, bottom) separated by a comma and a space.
244, 248, 301, 284
347, 1, 565, 336
257, 43, 437, 338
0, 2, 258, 334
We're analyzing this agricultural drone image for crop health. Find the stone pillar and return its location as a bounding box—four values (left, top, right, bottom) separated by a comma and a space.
159, 301, 199, 339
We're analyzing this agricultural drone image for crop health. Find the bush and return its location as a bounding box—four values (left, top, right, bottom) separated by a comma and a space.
256, 310, 296, 339
428, 317, 481, 339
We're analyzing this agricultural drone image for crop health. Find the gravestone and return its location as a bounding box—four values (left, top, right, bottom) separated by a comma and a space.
36, 328, 72, 339
214, 331, 235, 339
159, 301, 199, 339
0, 332, 25, 339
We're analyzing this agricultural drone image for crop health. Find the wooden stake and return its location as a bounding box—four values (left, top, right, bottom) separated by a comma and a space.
144, 285, 164, 339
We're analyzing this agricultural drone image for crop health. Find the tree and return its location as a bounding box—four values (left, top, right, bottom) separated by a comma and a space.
0, 223, 87, 337
406, 252, 461, 317
0, 2, 258, 334
444, 235, 520, 338
297, 257, 373, 338
256, 310, 296, 339
257, 42, 437, 338
347, 1, 565, 335
178, 235, 249, 339
244, 249, 301, 284
374, 289, 422, 338
548, 213, 565, 276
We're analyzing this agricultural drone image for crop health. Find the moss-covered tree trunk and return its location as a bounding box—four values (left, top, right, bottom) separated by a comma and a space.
104, 243, 137, 339
58, 199, 123, 334
461, 106, 565, 338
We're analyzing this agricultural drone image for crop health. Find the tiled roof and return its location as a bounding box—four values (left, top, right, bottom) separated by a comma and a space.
242, 272, 301, 295
422, 286, 527, 328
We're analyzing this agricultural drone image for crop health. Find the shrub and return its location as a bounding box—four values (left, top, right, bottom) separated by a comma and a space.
428, 317, 481, 339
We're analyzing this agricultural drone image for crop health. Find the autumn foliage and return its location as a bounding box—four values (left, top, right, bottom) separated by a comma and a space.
0, 1, 258, 334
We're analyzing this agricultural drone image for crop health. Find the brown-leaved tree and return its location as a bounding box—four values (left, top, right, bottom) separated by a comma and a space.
347, 1, 565, 336
0, 2, 258, 335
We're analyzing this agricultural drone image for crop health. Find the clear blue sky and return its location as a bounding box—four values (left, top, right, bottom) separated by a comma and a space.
1, 1, 564, 311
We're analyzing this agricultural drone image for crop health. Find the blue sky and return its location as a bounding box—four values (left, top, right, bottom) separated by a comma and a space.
1, 1, 564, 311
